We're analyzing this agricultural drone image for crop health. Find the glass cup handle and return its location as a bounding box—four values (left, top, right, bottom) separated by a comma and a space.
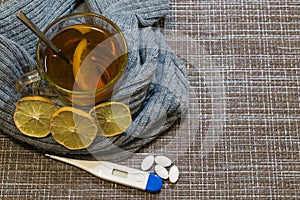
16, 69, 41, 95
16, 70, 58, 97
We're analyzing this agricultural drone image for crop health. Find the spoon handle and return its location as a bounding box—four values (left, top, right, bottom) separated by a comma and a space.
17, 11, 72, 65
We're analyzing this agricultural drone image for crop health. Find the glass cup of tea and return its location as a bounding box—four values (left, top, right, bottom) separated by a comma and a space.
16, 12, 128, 106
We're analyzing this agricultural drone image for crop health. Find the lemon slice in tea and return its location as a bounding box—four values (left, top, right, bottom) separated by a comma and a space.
73, 38, 88, 78
50, 107, 98, 150
72, 38, 105, 91
73, 24, 92, 35
89, 102, 132, 137
13, 96, 57, 138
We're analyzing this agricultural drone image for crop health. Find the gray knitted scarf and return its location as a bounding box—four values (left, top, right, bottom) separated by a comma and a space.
0, 0, 188, 161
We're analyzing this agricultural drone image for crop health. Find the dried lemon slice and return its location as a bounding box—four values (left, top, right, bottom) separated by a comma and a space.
89, 102, 132, 137
50, 107, 98, 150
13, 96, 57, 138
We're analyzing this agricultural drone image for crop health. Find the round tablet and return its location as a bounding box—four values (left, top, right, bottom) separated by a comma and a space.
169, 165, 180, 183
155, 156, 172, 167
141, 155, 155, 171
154, 165, 169, 180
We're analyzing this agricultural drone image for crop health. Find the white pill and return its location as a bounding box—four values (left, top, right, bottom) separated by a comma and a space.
154, 165, 169, 179
169, 165, 179, 183
155, 155, 172, 167
141, 155, 155, 171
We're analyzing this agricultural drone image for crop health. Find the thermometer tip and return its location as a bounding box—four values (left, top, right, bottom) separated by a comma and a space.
145, 173, 163, 193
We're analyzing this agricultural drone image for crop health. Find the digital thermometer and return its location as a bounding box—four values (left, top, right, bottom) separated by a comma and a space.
45, 154, 163, 193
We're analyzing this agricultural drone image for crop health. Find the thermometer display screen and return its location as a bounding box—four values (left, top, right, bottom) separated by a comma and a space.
112, 169, 128, 178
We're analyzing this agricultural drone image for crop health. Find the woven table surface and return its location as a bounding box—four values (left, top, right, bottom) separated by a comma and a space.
1, 0, 299, 199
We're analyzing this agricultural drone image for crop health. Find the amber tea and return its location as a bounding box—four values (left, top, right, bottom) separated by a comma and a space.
16, 13, 128, 106
43, 24, 126, 93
